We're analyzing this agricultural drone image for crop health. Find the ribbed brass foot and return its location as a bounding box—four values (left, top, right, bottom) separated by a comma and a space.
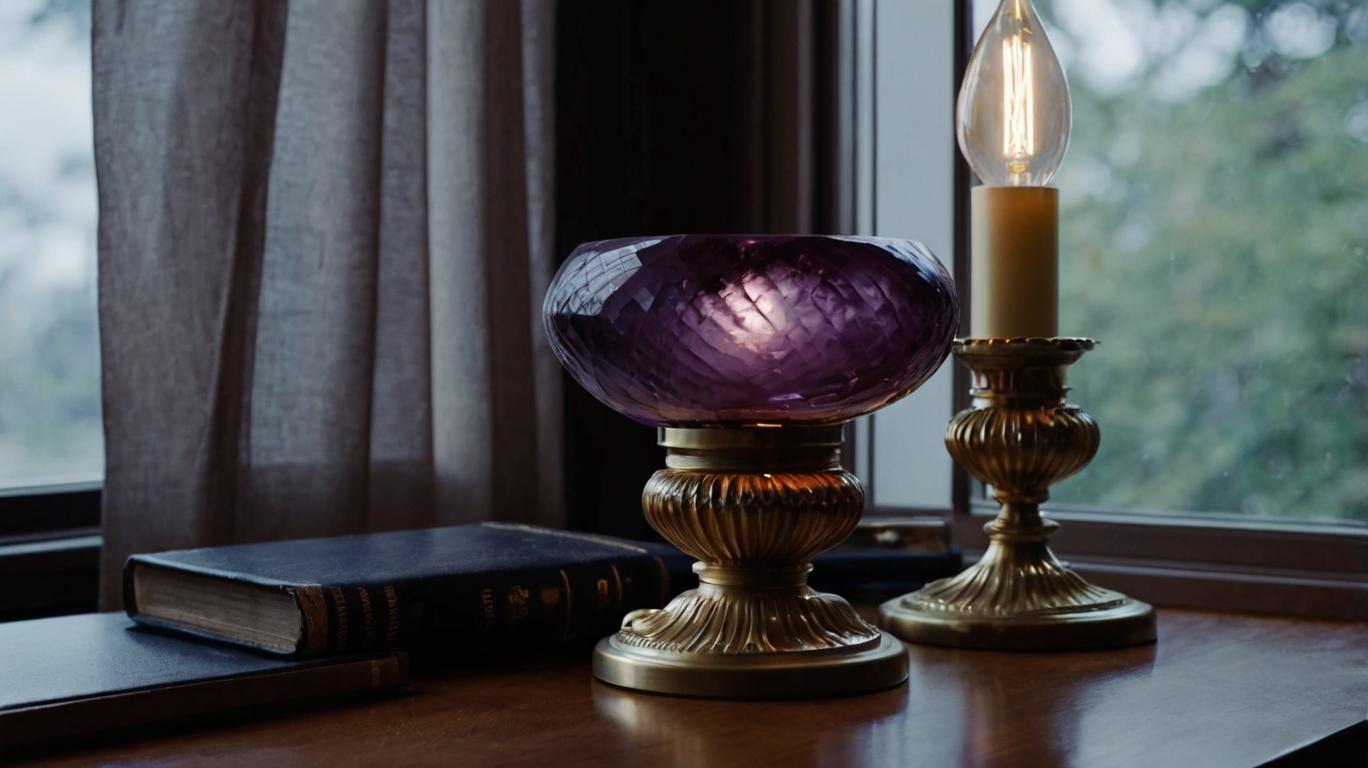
592, 425, 908, 698
879, 514, 1155, 650
595, 567, 907, 697
880, 339, 1156, 651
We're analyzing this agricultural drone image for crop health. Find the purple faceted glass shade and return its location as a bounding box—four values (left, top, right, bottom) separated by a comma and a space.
544, 235, 959, 426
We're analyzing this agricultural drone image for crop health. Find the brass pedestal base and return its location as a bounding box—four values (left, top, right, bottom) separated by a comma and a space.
592, 425, 908, 698
594, 627, 908, 699
880, 338, 1156, 651
880, 594, 1154, 651
879, 515, 1155, 650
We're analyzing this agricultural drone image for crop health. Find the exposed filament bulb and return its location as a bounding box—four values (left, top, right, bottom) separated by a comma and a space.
958, 0, 1070, 187
1002, 33, 1035, 180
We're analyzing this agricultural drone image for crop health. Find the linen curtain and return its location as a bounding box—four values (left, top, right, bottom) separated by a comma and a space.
92, 0, 561, 607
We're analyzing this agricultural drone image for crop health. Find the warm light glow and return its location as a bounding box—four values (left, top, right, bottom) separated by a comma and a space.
1001, 34, 1035, 170
958, 0, 1071, 187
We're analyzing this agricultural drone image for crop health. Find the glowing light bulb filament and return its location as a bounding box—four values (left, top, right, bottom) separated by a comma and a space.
1001, 33, 1035, 180
956, 0, 1069, 186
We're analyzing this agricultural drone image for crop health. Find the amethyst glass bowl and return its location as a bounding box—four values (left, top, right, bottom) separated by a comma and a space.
543, 235, 959, 426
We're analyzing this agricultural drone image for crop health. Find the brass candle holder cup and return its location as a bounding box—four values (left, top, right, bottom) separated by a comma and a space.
880, 338, 1157, 650
593, 424, 907, 697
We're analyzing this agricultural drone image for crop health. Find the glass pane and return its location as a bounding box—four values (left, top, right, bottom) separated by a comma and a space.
0, 0, 102, 487
972, 0, 1366, 524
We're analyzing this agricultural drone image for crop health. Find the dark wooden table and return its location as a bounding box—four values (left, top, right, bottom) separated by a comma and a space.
18, 609, 1367, 767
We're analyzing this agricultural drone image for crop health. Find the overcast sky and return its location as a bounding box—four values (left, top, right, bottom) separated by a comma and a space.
0, 0, 95, 291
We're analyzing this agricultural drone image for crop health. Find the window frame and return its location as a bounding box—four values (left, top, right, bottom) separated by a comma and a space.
0, 482, 101, 621
0, 0, 104, 619
0, 481, 101, 540
846, 0, 1367, 620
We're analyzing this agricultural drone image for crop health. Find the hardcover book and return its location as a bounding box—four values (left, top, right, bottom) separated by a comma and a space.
125, 522, 960, 659
0, 613, 407, 749
125, 523, 668, 657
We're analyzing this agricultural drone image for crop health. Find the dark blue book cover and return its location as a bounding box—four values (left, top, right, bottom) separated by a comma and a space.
125, 523, 960, 659
126, 523, 669, 658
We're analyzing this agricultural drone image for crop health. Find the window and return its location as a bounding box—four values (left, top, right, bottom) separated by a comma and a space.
0, 0, 102, 490
851, 0, 1365, 618
1022, 0, 1367, 525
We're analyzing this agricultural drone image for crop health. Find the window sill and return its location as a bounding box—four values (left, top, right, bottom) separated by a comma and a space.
942, 503, 1368, 621
0, 481, 101, 538
0, 533, 100, 622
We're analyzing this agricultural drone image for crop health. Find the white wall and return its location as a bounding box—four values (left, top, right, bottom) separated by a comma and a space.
853, 0, 958, 510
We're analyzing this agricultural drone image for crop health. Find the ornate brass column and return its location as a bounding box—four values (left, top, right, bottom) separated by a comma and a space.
593, 424, 908, 697
880, 338, 1156, 650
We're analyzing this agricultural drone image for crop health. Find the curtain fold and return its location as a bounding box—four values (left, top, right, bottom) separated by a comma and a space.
93, 0, 561, 608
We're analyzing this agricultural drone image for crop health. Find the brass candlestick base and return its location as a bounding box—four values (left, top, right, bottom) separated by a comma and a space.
880, 338, 1156, 650
593, 425, 908, 698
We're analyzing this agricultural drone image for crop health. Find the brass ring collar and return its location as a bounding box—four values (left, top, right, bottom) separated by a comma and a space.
694, 563, 813, 589
659, 424, 847, 472
659, 424, 846, 449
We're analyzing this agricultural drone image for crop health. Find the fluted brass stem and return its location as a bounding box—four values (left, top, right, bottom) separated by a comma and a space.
592, 424, 908, 698
880, 338, 1156, 650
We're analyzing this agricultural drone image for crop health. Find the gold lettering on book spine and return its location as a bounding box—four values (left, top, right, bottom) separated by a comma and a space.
330, 587, 349, 651
479, 587, 495, 630
383, 585, 400, 644
596, 577, 611, 615
507, 585, 530, 626
357, 586, 374, 648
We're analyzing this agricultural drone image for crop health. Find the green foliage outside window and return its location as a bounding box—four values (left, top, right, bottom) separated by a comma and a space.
1028, 0, 1367, 522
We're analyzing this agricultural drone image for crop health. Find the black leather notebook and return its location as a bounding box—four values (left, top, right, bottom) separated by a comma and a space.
0, 613, 407, 749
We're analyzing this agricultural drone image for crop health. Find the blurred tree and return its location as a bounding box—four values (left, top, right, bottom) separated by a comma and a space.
0, 0, 102, 485
1028, 0, 1367, 521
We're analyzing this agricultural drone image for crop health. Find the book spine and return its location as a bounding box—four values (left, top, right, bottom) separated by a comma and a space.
300, 555, 667, 657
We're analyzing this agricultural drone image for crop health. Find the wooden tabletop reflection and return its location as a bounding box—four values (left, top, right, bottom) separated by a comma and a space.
18, 609, 1366, 768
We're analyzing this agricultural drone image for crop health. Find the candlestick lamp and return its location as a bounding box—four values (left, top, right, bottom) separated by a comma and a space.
879, 0, 1156, 650
545, 235, 958, 696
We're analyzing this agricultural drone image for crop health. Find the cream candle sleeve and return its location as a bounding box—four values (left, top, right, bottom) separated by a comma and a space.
970, 186, 1059, 338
